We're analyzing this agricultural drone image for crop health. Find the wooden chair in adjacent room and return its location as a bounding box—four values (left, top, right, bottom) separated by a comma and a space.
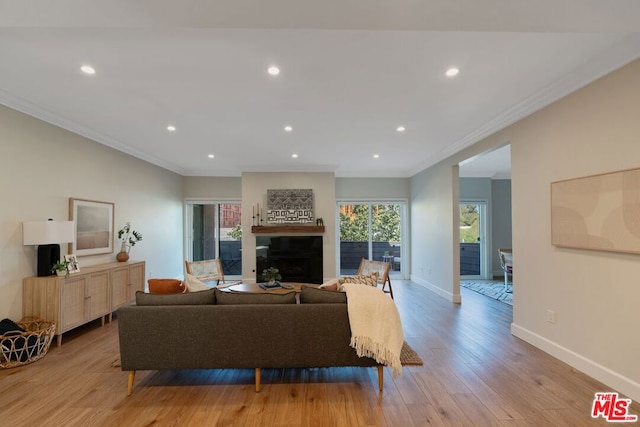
357, 258, 394, 299
184, 258, 241, 288
498, 248, 513, 292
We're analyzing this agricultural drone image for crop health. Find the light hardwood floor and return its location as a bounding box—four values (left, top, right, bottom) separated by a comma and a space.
1, 281, 637, 426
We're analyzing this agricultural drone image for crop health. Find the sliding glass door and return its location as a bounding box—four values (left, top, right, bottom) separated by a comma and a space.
185, 201, 242, 276
338, 202, 405, 277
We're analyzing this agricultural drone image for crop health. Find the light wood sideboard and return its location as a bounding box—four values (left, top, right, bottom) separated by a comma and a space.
23, 260, 145, 346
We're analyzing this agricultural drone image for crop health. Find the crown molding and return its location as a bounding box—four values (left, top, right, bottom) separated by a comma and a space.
408, 34, 640, 178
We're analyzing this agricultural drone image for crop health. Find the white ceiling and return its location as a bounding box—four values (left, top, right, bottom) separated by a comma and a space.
1, 1, 639, 177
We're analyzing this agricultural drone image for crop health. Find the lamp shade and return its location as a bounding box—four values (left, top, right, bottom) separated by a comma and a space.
23, 221, 74, 245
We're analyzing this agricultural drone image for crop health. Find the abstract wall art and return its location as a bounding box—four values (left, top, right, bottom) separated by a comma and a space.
551, 167, 640, 254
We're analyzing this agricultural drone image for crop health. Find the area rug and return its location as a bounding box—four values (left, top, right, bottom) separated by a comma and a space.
111, 342, 424, 369
400, 341, 423, 366
460, 280, 513, 306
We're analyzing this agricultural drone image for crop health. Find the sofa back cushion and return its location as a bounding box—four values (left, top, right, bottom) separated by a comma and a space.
300, 287, 347, 304
135, 288, 215, 306
214, 288, 296, 305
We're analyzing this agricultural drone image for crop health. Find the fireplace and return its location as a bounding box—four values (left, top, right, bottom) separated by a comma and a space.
256, 236, 323, 284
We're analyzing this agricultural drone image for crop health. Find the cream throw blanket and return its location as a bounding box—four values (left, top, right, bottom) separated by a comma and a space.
340, 283, 404, 378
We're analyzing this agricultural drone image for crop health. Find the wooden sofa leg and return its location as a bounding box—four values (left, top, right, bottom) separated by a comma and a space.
255, 368, 262, 392
377, 365, 384, 391
127, 371, 136, 396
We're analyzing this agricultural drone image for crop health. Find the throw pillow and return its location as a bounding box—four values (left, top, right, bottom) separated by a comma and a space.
300, 287, 347, 304
184, 274, 211, 292
135, 288, 215, 306
147, 278, 185, 294
319, 278, 339, 291
214, 288, 296, 305
337, 272, 379, 288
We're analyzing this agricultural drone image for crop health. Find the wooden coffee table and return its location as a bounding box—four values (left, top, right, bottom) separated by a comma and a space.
220, 282, 319, 294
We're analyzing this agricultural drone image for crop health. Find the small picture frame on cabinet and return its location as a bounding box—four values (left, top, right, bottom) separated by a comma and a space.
65, 254, 80, 274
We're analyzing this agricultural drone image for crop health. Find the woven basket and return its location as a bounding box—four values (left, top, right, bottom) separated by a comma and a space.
0, 317, 56, 368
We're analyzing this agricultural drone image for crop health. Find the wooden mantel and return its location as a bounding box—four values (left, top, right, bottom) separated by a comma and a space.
251, 225, 325, 234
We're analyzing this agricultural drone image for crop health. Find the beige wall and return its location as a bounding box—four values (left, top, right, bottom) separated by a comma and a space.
335, 177, 410, 200
0, 105, 184, 320
183, 176, 242, 199
410, 58, 640, 400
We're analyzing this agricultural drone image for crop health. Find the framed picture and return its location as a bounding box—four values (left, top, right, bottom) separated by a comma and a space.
69, 198, 114, 256
64, 254, 80, 273
551, 167, 640, 254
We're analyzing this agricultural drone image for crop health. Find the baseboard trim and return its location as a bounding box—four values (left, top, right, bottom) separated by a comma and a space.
511, 323, 640, 402
410, 275, 461, 303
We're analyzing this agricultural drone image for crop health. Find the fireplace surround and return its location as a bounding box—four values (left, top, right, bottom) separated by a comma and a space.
256, 236, 323, 284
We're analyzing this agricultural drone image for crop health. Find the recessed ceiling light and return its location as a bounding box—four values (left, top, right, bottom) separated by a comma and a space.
291, 153, 298, 158
166, 125, 176, 132
396, 126, 406, 133
284, 125, 293, 132
208, 154, 214, 159
373, 154, 380, 159
267, 66, 280, 76
445, 67, 460, 77
80, 65, 96, 75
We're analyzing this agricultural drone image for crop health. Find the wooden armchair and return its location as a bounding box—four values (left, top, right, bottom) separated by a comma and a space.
184, 258, 241, 287
357, 258, 393, 299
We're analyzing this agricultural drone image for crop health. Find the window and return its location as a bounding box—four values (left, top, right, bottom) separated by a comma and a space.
337, 202, 405, 277
185, 201, 242, 276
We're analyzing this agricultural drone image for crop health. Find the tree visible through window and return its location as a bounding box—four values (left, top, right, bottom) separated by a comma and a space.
340, 204, 400, 242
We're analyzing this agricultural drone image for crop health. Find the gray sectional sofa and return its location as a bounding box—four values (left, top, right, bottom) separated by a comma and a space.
117, 287, 382, 395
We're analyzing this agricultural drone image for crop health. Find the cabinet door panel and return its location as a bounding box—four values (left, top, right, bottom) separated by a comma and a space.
88, 271, 110, 319
111, 267, 129, 309
129, 263, 145, 301
61, 277, 86, 331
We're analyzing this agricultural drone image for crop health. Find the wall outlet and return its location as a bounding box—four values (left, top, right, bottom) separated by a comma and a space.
546, 309, 556, 323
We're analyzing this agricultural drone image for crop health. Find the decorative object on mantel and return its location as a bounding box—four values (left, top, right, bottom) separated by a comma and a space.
261, 267, 282, 287
267, 189, 314, 224
252, 203, 264, 226
316, 217, 324, 226
116, 222, 143, 262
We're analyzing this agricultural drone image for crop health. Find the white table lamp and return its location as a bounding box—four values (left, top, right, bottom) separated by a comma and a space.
23, 220, 74, 277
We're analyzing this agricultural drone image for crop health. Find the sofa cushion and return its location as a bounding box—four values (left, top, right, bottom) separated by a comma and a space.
147, 278, 185, 294
214, 288, 296, 305
135, 288, 215, 306
300, 287, 347, 304
337, 272, 379, 288
184, 274, 211, 292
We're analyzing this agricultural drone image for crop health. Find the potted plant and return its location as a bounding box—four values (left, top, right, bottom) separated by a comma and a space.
52, 260, 70, 278
116, 222, 143, 262
262, 267, 282, 286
